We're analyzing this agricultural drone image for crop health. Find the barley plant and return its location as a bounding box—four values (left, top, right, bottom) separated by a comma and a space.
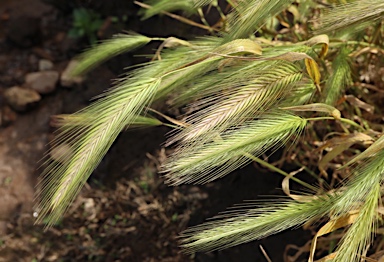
36, 0, 384, 261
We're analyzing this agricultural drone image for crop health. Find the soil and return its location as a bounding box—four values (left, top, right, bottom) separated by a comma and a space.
0, 1, 311, 261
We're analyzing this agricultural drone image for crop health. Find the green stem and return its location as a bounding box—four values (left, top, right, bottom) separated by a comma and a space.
305, 117, 364, 130
151, 37, 168, 41
243, 153, 318, 191
330, 40, 383, 49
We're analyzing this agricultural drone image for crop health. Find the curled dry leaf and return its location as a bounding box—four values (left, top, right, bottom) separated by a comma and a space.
303, 34, 329, 59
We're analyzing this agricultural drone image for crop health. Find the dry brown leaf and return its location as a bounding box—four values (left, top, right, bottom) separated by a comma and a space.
147, 108, 188, 127
343, 135, 384, 167
345, 95, 375, 114
318, 133, 373, 176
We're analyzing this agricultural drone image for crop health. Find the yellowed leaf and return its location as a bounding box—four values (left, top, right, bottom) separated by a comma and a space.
314, 252, 338, 262
163, 37, 192, 48
309, 211, 359, 262
305, 58, 321, 92
268, 51, 312, 62
304, 35, 329, 59
287, 5, 300, 23
180, 39, 262, 69
281, 166, 317, 202
215, 39, 263, 56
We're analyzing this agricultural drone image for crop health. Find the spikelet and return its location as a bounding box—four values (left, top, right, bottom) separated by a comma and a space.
225, 0, 295, 41
37, 78, 162, 227
316, 0, 384, 35
163, 113, 307, 185
172, 61, 303, 144
323, 46, 352, 105
181, 194, 336, 253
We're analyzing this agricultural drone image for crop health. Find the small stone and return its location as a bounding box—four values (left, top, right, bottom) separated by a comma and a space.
4, 86, 41, 112
25, 71, 59, 94
61, 60, 84, 88
38, 59, 54, 71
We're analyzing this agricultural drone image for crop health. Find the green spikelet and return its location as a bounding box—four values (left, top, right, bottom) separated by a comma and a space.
174, 61, 303, 143
316, 0, 384, 35
71, 34, 152, 75
225, 0, 295, 41
323, 46, 352, 105
181, 194, 336, 253
37, 77, 161, 227
333, 183, 380, 262
163, 113, 307, 185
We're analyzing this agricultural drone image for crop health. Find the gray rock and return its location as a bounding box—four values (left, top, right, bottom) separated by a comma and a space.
38, 59, 54, 71
60, 60, 84, 88
25, 71, 59, 94
4, 86, 41, 112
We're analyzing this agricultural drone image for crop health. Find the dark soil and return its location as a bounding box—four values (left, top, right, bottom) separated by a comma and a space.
0, 1, 311, 261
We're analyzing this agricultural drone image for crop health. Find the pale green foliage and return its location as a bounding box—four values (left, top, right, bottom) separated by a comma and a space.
193, 0, 215, 7
181, 149, 384, 254
38, 77, 162, 226
163, 113, 307, 185
37, 36, 269, 227
332, 145, 384, 215
334, 183, 380, 262
37, 0, 384, 260
225, 0, 295, 41
317, 0, 384, 35
172, 61, 303, 143
181, 195, 337, 252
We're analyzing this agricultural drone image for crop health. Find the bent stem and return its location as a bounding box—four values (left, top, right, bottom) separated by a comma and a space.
244, 153, 317, 191
306, 116, 364, 130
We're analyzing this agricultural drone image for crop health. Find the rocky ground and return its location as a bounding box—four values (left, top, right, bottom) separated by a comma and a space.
0, 1, 312, 261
